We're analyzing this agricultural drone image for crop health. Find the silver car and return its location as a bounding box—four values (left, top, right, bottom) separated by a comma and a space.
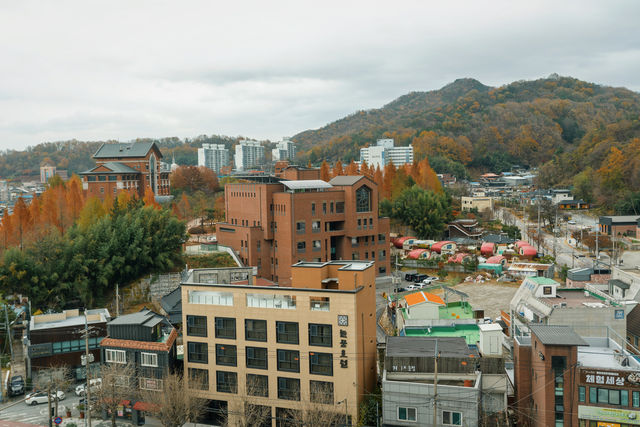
25, 390, 65, 405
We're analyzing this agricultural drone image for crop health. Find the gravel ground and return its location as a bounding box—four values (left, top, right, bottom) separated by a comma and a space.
426, 281, 520, 320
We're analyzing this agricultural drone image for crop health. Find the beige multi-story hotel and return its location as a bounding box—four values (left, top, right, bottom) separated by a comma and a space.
181, 260, 377, 426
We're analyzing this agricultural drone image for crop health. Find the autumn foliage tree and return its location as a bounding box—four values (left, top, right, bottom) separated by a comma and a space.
171, 166, 220, 195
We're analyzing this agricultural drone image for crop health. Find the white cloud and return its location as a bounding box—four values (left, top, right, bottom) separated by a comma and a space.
0, 0, 639, 150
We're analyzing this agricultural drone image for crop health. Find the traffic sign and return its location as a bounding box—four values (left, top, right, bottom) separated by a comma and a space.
54, 417, 62, 425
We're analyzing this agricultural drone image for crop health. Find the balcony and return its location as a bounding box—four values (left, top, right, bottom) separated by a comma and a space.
310, 297, 330, 311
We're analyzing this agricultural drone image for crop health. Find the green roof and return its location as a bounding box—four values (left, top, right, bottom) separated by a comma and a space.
439, 301, 474, 320
94, 142, 160, 159
529, 277, 558, 285
404, 324, 480, 346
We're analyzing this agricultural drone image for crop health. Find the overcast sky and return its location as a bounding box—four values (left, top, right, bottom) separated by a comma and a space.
1, 0, 639, 151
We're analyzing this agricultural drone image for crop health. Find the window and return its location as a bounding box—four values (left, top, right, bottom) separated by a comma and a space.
105, 349, 126, 364
309, 352, 333, 376
247, 374, 269, 397
633, 391, 640, 407
379, 249, 386, 260
589, 387, 597, 403
310, 297, 330, 312
216, 344, 237, 366
311, 203, 316, 216
98, 175, 107, 181
297, 241, 306, 252
578, 386, 585, 402
312, 221, 321, 232
277, 377, 300, 401
356, 186, 372, 212
312, 240, 321, 251
309, 324, 332, 347
622, 390, 629, 406
276, 322, 299, 344
246, 347, 268, 369
186, 315, 207, 337
310, 380, 333, 404
215, 317, 236, 339
187, 342, 208, 364
88, 176, 96, 182
330, 202, 334, 213
141, 352, 158, 367
188, 368, 209, 390
398, 407, 417, 422
245, 319, 267, 341
216, 371, 237, 394
378, 233, 386, 242
108, 175, 117, 181
247, 294, 296, 309
188, 291, 233, 306
598, 388, 609, 404
277, 350, 300, 372
442, 410, 462, 425
543, 286, 552, 295
322, 203, 327, 214
296, 221, 305, 234
335, 201, 344, 213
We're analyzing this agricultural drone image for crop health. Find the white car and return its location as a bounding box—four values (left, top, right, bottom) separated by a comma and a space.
406, 284, 419, 291
568, 220, 577, 225
25, 390, 65, 405
75, 378, 102, 396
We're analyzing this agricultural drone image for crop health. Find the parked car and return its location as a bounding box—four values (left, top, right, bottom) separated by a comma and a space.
426, 276, 439, 281
25, 390, 65, 405
393, 287, 407, 293
404, 271, 418, 281
406, 284, 419, 291
413, 274, 428, 283
75, 378, 102, 396
8, 375, 25, 397
568, 220, 577, 225
420, 279, 432, 287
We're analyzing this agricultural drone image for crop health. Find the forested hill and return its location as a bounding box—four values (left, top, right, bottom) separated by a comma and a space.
0, 135, 236, 179
292, 75, 640, 209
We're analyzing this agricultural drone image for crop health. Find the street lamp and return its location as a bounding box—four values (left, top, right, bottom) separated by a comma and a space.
338, 398, 348, 426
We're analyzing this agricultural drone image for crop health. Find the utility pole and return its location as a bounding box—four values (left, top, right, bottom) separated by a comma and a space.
84, 311, 92, 427
536, 200, 541, 253
595, 221, 599, 269
433, 341, 439, 427
115, 284, 119, 317
4, 305, 12, 361
47, 382, 52, 427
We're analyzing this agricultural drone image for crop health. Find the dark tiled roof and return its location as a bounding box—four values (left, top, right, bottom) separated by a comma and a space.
161, 287, 182, 319
94, 142, 160, 159
108, 308, 169, 328
100, 328, 177, 352
386, 336, 478, 358
529, 325, 588, 346
610, 279, 630, 290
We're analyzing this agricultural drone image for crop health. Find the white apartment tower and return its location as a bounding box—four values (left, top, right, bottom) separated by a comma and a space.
197, 144, 230, 173
234, 140, 265, 171
271, 138, 296, 162
359, 138, 413, 169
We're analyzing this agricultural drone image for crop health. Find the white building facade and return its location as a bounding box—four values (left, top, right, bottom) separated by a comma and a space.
234, 140, 265, 171
359, 138, 413, 169
271, 138, 296, 162
197, 144, 230, 173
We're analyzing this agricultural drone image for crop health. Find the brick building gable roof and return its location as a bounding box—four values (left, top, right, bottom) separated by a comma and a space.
93, 142, 161, 159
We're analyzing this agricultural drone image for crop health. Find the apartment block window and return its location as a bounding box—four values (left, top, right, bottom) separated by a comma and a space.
442, 410, 462, 426
247, 374, 269, 397
277, 377, 300, 401
310, 380, 334, 404
309, 352, 333, 376
216, 344, 237, 366
215, 317, 236, 339
276, 322, 299, 344
297, 241, 306, 253
105, 349, 126, 364
277, 349, 300, 373
398, 407, 417, 422
140, 352, 158, 367
311, 203, 316, 216
187, 342, 208, 364
296, 221, 305, 234
246, 347, 268, 369
216, 371, 238, 394
245, 319, 267, 341
312, 221, 321, 233
188, 368, 209, 391
312, 240, 321, 251
186, 315, 207, 337
309, 324, 332, 347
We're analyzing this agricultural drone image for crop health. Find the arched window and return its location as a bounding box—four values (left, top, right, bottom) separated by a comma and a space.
356, 186, 372, 212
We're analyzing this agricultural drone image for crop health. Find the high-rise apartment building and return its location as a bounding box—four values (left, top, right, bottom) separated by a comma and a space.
181, 260, 377, 426
271, 139, 296, 162
216, 171, 391, 285
359, 138, 413, 169
235, 140, 265, 171
40, 164, 57, 184
198, 144, 230, 173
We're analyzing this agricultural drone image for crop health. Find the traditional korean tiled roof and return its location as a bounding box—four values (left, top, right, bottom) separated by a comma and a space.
100, 327, 177, 352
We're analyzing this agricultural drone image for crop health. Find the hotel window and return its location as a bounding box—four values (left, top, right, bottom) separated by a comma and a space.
398, 407, 417, 422
215, 317, 236, 339
277, 350, 300, 372
246, 347, 268, 369
277, 377, 300, 401
309, 352, 333, 376
309, 324, 332, 347
276, 321, 299, 344
245, 319, 267, 341
188, 368, 209, 391
247, 374, 269, 397
310, 380, 333, 404
442, 410, 462, 426
216, 344, 237, 366
187, 342, 208, 364
216, 371, 237, 394
140, 352, 158, 367
186, 315, 207, 337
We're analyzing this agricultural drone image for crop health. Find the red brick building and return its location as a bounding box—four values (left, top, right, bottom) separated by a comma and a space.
80, 141, 170, 200
216, 171, 391, 285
